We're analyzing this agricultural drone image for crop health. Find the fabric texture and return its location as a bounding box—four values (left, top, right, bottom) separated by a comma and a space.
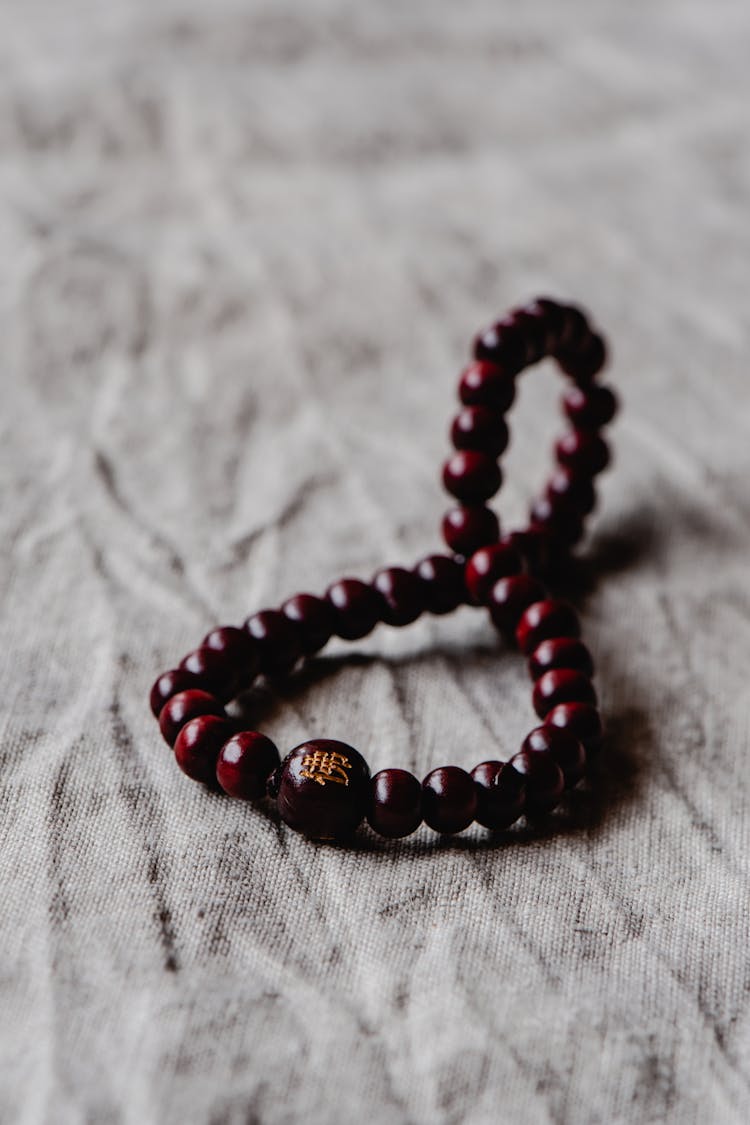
2, 1, 749, 1122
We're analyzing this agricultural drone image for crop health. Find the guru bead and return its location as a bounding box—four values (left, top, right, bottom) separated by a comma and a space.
274, 740, 371, 841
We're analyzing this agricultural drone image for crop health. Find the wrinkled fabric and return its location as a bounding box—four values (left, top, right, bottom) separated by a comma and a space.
2, 1, 750, 1122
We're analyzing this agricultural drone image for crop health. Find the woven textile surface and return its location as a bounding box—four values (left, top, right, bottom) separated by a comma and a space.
2, 1, 750, 1122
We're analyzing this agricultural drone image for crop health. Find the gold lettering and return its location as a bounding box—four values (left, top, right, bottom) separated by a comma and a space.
299, 749, 351, 787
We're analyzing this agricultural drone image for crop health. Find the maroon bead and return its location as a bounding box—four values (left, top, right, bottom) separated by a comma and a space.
557, 304, 590, 351
459, 361, 516, 412
545, 702, 604, 754
245, 609, 303, 677
528, 637, 594, 681
563, 384, 618, 429
442, 451, 502, 503
372, 567, 426, 627
326, 578, 383, 641
529, 495, 585, 546
149, 667, 201, 719
216, 730, 280, 800
509, 746, 565, 814
473, 321, 527, 372
505, 308, 548, 364
464, 542, 523, 604
422, 766, 478, 834
515, 598, 580, 656
368, 768, 423, 838
525, 297, 568, 352
522, 726, 586, 787
174, 714, 234, 785
471, 760, 526, 830
274, 740, 370, 841
559, 333, 607, 383
533, 669, 597, 719
546, 466, 597, 517
179, 645, 237, 698
487, 574, 546, 634
414, 555, 466, 615
202, 625, 259, 674
451, 406, 509, 458
158, 689, 225, 747
442, 505, 500, 556
502, 528, 553, 575
556, 430, 610, 476
281, 594, 335, 655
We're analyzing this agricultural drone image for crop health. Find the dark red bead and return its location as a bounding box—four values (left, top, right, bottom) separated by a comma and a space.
459, 361, 516, 412
502, 528, 553, 575
473, 320, 527, 372
563, 384, 618, 429
174, 714, 234, 784
556, 431, 610, 476
451, 406, 509, 458
326, 579, 383, 641
422, 766, 478, 834
442, 505, 500, 556
464, 542, 523, 604
525, 297, 568, 352
158, 689, 225, 747
521, 726, 586, 787
368, 768, 423, 838
414, 555, 466, 615
506, 308, 548, 364
528, 637, 594, 682
545, 702, 604, 754
509, 746, 564, 814
557, 304, 590, 351
471, 760, 526, 829
559, 333, 607, 383
487, 574, 546, 634
179, 645, 237, 698
216, 730, 280, 800
442, 451, 502, 503
372, 567, 426, 627
201, 625, 260, 675
149, 667, 201, 719
245, 609, 303, 677
546, 466, 597, 517
515, 598, 580, 656
529, 495, 585, 546
533, 669, 597, 719
274, 740, 370, 841
281, 594, 335, 655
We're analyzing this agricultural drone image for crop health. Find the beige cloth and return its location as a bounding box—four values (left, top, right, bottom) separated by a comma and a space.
2, 1, 750, 1122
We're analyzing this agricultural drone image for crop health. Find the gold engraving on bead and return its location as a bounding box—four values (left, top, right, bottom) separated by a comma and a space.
299, 749, 351, 787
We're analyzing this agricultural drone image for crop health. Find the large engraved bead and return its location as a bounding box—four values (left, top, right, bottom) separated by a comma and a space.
273, 740, 370, 841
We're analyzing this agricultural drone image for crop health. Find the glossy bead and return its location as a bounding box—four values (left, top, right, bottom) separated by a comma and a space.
487, 574, 546, 634
473, 321, 527, 373
471, 760, 526, 829
505, 308, 547, 364
563, 384, 618, 429
422, 766, 478, 834
245, 609, 303, 677
174, 715, 234, 784
373, 567, 426, 627
202, 625, 260, 677
502, 528, 553, 575
326, 578, 383, 641
556, 431, 610, 476
521, 726, 586, 787
459, 361, 516, 412
216, 730, 280, 800
545, 702, 604, 754
180, 645, 237, 698
442, 451, 502, 503
546, 466, 597, 517
533, 669, 597, 719
149, 667, 201, 718
281, 594, 335, 655
509, 746, 565, 814
368, 768, 423, 838
464, 542, 523, 604
442, 505, 500, 556
515, 598, 580, 656
529, 495, 585, 546
528, 637, 594, 681
559, 333, 607, 383
451, 406, 509, 458
274, 740, 370, 841
159, 689, 225, 747
414, 555, 466, 615
524, 297, 567, 352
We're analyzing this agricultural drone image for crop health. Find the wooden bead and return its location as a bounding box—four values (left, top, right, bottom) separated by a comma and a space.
451, 406, 509, 458
442, 451, 502, 503
545, 702, 604, 754
529, 495, 585, 546
442, 505, 500, 556
174, 715, 234, 785
464, 542, 523, 604
245, 610, 302, 677
149, 667, 201, 719
487, 575, 546, 634
274, 740, 370, 841
546, 466, 597, 517
515, 599, 580, 656
422, 766, 478, 834
460, 360, 517, 411
201, 625, 260, 678
326, 579, 383, 640
472, 321, 527, 373
216, 731, 280, 800
532, 669, 597, 719
180, 645, 237, 698
509, 747, 564, 814
556, 431, 610, 476
522, 725, 586, 787
368, 769, 423, 838
414, 555, 466, 615
158, 689, 225, 747
373, 567, 426, 627
563, 384, 617, 429
281, 594, 335, 655
528, 637, 594, 681
471, 760, 526, 829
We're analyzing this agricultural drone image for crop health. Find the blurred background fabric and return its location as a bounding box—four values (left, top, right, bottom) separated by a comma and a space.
2, 1, 750, 1122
